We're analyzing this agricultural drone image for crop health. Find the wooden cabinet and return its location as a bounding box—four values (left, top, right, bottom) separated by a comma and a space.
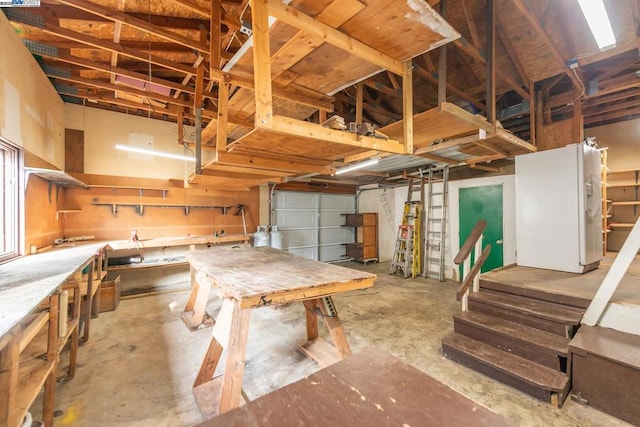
343, 213, 378, 263
607, 169, 640, 251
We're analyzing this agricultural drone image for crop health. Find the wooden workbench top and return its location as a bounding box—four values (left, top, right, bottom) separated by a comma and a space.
198, 348, 516, 427
187, 246, 376, 309
0, 242, 106, 338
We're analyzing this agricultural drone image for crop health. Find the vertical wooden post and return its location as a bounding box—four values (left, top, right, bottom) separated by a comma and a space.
486, 0, 496, 123
437, 0, 447, 106
210, 0, 221, 75
216, 82, 229, 156
303, 300, 319, 341
81, 261, 94, 343
251, 0, 274, 128
402, 60, 414, 155
355, 82, 363, 124
536, 90, 544, 149
44, 292, 60, 427
573, 88, 584, 143
194, 62, 205, 174
0, 331, 20, 427
529, 82, 536, 146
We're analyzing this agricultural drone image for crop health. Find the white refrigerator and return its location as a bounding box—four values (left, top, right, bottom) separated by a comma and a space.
515, 143, 602, 273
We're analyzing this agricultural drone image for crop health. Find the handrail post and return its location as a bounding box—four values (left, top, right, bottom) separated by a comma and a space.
473, 234, 483, 293
462, 257, 471, 311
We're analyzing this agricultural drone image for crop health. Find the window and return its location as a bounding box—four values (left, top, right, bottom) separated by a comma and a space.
0, 139, 21, 262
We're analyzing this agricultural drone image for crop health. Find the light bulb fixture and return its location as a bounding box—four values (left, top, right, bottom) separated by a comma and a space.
577, 0, 616, 51
335, 157, 380, 175
115, 144, 196, 162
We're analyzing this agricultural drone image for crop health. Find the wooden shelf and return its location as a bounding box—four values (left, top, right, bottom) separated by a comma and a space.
89, 185, 169, 198
343, 213, 378, 263
609, 223, 636, 228
611, 201, 640, 206
56, 209, 82, 220
15, 358, 55, 427
109, 260, 189, 271
92, 202, 231, 216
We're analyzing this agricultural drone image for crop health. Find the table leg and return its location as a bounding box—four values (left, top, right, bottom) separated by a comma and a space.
81, 262, 94, 344
303, 300, 319, 341
193, 298, 250, 419
299, 296, 352, 367
181, 268, 214, 330
218, 300, 250, 413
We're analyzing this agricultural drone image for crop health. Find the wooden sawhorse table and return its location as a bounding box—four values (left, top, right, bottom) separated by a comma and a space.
181, 246, 376, 419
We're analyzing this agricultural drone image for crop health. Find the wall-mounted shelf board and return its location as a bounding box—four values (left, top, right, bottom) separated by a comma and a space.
89, 185, 169, 198
56, 209, 81, 220
92, 202, 231, 216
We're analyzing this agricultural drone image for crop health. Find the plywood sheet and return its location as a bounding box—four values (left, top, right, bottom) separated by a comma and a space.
228, 128, 374, 162
381, 102, 491, 148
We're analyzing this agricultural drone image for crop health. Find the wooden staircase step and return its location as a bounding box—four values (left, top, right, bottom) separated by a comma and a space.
469, 291, 584, 335
480, 279, 591, 309
442, 332, 570, 407
453, 311, 569, 371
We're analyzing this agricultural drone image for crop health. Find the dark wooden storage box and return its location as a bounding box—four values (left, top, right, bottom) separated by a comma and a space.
99, 275, 121, 312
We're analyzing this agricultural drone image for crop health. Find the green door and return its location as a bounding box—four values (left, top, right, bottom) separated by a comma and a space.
459, 185, 503, 275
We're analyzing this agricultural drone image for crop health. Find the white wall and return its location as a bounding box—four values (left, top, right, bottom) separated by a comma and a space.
358, 174, 516, 280
0, 12, 64, 167
64, 103, 209, 180
359, 186, 397, 261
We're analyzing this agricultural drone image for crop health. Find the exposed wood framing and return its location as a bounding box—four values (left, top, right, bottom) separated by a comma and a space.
511, 0, 581, 91
356, 82, 364, 124
267, 0, 403, 75
210, 0, 222, 74
216, 82, 230, 154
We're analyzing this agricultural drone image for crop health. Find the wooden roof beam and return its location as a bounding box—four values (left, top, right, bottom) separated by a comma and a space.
56, 0, 209, 55
452, 39, 530, 100
166, 0, 241, 30
495, 17, 529, 92
584, 105, 640, 125
413, 65, 485, 112
511, 0, 581, 92
267, 0, 403, 75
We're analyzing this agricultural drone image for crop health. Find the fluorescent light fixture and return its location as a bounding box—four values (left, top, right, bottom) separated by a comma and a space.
335, 158, 379, 175
577, 0, 616, 50
115, 144, 196, 162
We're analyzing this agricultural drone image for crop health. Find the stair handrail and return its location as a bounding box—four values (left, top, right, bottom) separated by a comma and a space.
454, 219, 488, 311
456, 245, 491, 304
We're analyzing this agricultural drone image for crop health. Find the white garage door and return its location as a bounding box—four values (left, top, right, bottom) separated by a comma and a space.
273, 191, 356, 261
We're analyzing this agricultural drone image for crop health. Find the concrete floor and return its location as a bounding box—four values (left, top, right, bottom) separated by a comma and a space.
34, 261, 631, 426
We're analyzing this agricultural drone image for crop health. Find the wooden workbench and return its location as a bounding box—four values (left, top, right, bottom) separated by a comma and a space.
197, 348, 516, 426
0, 242, 108, 427
183, 246, 376, 419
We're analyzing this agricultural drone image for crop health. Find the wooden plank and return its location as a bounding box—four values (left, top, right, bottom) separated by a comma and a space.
216, 82, 230, 154
582, 217, 640, 326
18, 312, 49, 353
403, 60, 414, 154
194, 340, 223, 387
211, 298, 235, 348
267, 0, 403, 75
0, 330, 19, 427
268, 116, 405, 154
303, 299, 319, 341
218, 301, 251, 413
57, 0, 208, 54
210, 0, 221, 74
355, 82, 363, 124
251, 0, 274, 127
298, 338, 341, 368
486, 0, 496, 122
318, 296, 352, 359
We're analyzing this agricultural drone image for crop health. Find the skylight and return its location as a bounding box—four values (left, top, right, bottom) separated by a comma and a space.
577, 0, 616, 50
